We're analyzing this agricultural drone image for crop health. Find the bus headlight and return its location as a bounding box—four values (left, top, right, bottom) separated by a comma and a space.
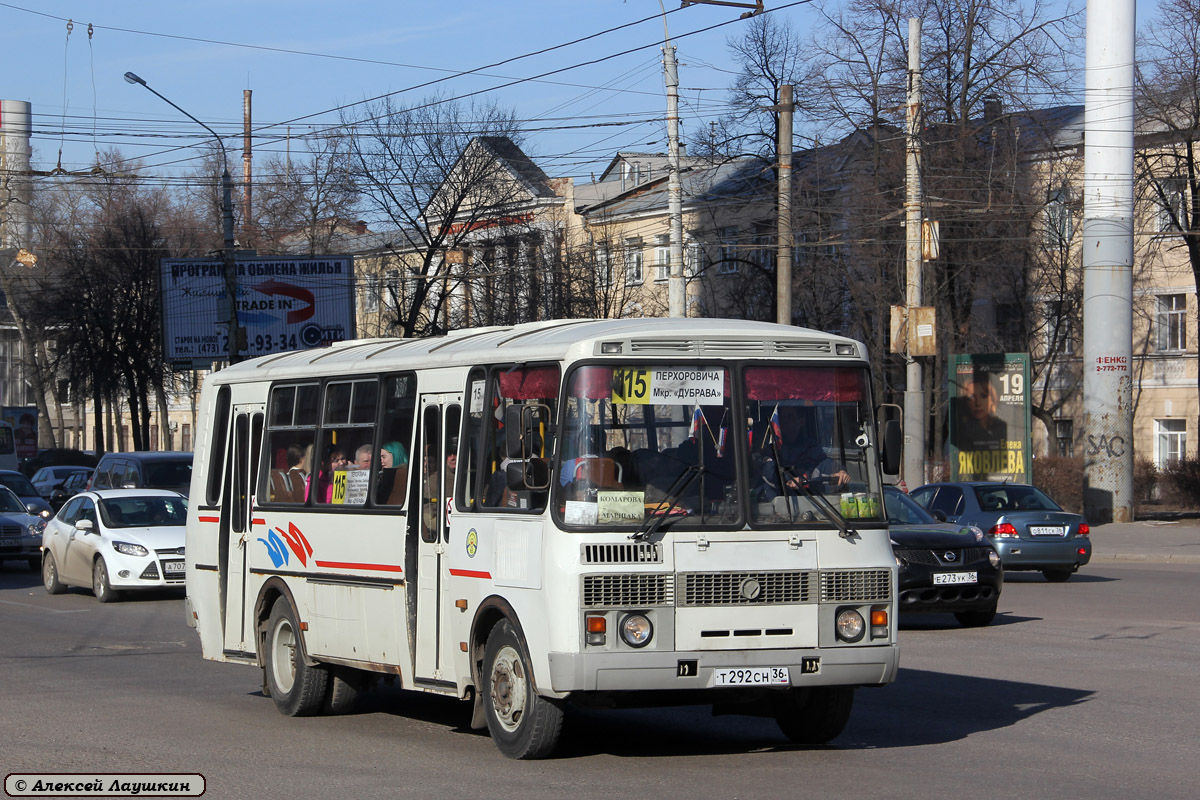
619, 613, 653, 648
835, 608, 865, 643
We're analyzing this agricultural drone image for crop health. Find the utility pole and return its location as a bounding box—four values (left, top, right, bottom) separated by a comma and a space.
775, 85, 793, 325
664, 41, 686, 318
1082, 0, 1135, 523
903, 18, 926, 491
243, 90, 253, 243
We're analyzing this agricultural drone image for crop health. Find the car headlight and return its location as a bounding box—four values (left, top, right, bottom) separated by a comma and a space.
619, 613, 653, 648
835, 608, 866, 643
113, 541, 149, 557
28, 520, 47, 536
988, 549, 1001, 568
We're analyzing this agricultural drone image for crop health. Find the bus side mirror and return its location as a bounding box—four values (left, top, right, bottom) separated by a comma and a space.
506, 458, 551, 492
881, 418, 903, 476
505, 404, 549, 460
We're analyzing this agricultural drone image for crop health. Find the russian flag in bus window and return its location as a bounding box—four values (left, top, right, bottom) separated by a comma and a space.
770, 405, 782, 443
690, 405, 704, 439
716, 425, 727, 457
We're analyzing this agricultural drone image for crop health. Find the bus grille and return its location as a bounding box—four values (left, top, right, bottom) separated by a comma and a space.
582, 543, 662, 564
582, 574, 674, 607
819, 569, 892, 603
679, 571, 813, 606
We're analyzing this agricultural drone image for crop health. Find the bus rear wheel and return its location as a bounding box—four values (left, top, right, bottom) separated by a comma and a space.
774, 686, 854, 744
482, 620, 564, 759
264, 600, 327, 716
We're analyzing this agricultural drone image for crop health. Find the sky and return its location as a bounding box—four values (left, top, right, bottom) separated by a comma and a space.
0, 0, 824, 187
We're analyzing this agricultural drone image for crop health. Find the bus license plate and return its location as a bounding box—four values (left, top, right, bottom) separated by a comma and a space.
933, 571, 977, 585
163, 560, 185, 575
710, 667, 790, 687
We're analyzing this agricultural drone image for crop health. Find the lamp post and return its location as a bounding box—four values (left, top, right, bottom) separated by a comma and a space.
124, 71, 241, 364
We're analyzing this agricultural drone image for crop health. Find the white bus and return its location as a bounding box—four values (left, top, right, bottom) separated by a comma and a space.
185, 318, 902, 758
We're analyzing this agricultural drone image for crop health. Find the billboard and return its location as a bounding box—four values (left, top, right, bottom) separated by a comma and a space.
160, 256, 356, 366
948, 353, 1032, 482
1, 406, 38, 459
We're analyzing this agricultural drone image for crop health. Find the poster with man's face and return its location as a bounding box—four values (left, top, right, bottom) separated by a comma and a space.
948, 354, 1031, 481
1, 406, 38, 460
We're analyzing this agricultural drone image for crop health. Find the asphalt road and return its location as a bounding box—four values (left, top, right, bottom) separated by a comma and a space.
2, 558, 1197, 800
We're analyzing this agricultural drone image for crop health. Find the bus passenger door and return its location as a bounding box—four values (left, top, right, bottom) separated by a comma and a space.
220, 404, 264, 656
413, 396, 461, 684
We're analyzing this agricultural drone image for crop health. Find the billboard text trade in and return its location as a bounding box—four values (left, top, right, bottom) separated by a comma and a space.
948, 353, 1032, 482
160, 256, 356, 366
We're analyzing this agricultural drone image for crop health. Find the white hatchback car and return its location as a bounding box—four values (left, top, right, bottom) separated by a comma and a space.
41, 489, 187, 602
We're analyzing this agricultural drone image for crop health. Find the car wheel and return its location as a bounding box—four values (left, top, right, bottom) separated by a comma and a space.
92, 558, 119, 603
482, 619, 564, 759
775, 686, 855, 745
264, 599, 327, 716
1042, 568, 1073, 582
43, 552, 66, 595
955, 607, 997, 627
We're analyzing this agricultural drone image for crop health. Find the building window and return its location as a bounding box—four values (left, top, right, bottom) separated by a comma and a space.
752, 230, 775, 272
383, 270, 401, 310
1156, 177, 1186, 233
363, 274, 379, 313
623, 239, 644, 286
718, 227, 739, 273
1044, 301, 1073, 354
182, 424, 192, 452
1044, 187, 1074, 247
595, 244, 613, 287
1157, 294, 1186, 352
654, 235, 670, 282
685, 240, 702, 277
1156, 419, 1186, 468
1054, 419, 1073, 457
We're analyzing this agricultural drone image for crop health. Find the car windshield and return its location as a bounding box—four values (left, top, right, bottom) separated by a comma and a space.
145, 460, 192, 488
884, 487, 937, 525
100, 496, 188, 528
554, 363, 882, 531
0, 472, 37, 496
0, 487, 25, 513
972, 485, 1061, 512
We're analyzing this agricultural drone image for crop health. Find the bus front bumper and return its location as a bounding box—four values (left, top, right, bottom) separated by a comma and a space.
546, 645, 899, 694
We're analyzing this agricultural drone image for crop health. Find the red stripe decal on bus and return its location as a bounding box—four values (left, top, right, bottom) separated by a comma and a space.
251, 518, 265, 526
314, 561, 404, 573
198, 516, 220, 523
449, 568, 492, 579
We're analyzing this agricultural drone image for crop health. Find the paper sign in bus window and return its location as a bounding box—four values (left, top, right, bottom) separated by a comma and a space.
597, 491, 646, 523
612, 368, 724, 405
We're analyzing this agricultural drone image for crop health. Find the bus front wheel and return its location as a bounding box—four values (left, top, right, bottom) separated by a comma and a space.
482, 620, 564, 759
774, 686, 854, 744
264, 600, 327, 716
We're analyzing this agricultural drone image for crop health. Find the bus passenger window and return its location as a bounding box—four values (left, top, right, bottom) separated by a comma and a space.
261, 384, 319, 505
479, 364, 559, 512
376, 374, 416, 507
315, 380, 378, 507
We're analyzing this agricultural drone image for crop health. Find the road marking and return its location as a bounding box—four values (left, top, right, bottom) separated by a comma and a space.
0, 598, 89, 613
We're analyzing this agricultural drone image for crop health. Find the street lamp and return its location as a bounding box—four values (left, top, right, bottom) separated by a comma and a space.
124, 71, 241, 364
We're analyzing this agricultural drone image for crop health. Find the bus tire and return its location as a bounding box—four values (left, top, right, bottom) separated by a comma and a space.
482, 619, 564, 759
774, 686, 854, 744
264, 599, 327, 717
322, 667, 362, 715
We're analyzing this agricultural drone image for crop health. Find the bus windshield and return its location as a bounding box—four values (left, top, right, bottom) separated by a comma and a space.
555, 363, 883, 530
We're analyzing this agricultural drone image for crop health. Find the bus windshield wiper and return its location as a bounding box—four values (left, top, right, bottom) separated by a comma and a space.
631, 464, 702, 542
777, 464, 857, 540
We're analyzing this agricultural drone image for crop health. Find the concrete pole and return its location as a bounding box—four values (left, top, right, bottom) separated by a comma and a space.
1082, 0, 1135, 523
903, 18, 926, 490
243, 90, 252, 243
776, 85, 793, 326
664, 43, 686, 318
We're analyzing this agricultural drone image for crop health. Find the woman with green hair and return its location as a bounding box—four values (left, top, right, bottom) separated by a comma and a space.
376, 440, 409, 505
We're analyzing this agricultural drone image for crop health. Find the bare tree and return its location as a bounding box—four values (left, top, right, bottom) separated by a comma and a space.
254, 130, 359, 254
344, 95, 547, 337
1136, 0, 1200, 420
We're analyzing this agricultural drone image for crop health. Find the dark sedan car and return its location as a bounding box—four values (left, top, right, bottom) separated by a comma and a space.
885, 486, 1003, 627
909, 482, 1091, 582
